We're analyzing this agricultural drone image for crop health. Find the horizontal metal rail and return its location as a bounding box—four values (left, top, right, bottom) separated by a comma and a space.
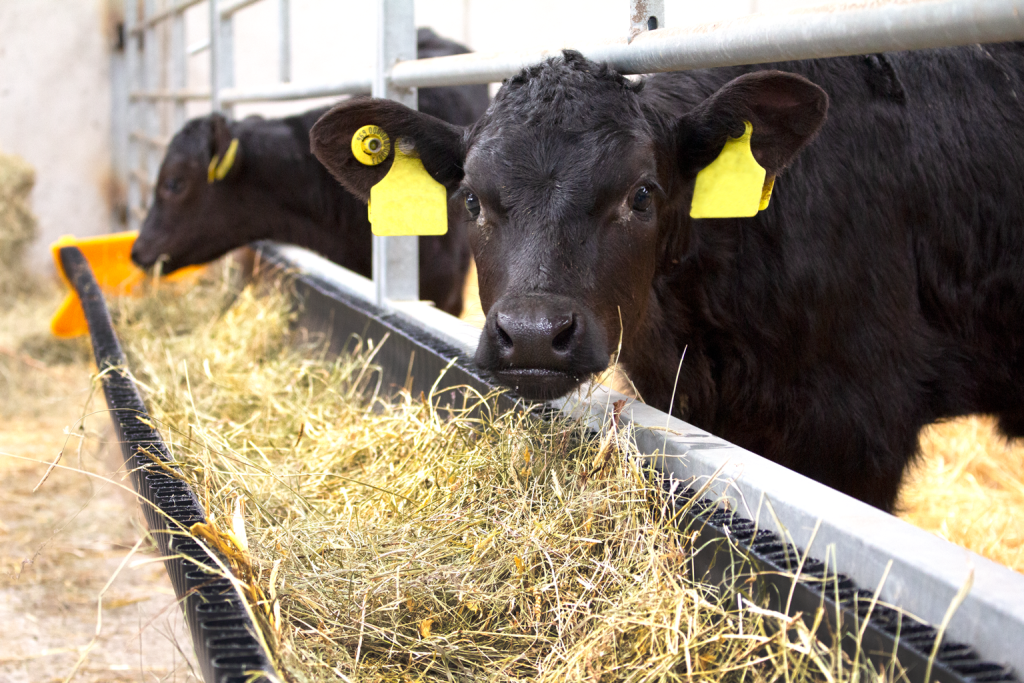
129, 89, 212, 101
129, 0, 205, 34
129, 130, 171, 148
386, 0, 1024, 87
221, 0, 264, 17
205, 0, 1024, 106
219, 76, 371, 104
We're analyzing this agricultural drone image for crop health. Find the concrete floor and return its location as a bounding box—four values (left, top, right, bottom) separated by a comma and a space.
0, 296, 198, 683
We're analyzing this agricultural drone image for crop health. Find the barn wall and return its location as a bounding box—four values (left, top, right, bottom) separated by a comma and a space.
0, 0, 120, 274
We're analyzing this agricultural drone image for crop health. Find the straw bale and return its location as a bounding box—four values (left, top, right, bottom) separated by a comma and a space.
900, 416, 1024, 573
0, 149, 39, 301
113, 274, 880, 683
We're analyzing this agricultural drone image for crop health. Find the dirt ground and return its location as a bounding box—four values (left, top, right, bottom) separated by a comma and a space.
0, 292, 197, 683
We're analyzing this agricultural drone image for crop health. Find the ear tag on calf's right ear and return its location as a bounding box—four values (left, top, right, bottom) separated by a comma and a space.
689, 121, 767, 219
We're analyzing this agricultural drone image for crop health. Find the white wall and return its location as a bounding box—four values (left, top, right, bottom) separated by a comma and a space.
0, 0, 118, 273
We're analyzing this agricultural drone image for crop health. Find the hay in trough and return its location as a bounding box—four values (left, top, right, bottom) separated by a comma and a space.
112, 273, 881, 682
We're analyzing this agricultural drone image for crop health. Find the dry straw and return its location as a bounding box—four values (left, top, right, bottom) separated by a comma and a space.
113, 271, 883, 682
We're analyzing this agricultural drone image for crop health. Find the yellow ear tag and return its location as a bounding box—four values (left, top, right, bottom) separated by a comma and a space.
207, 138, 239, 183
689, 121, 767, 219
351, 125, 391, 166
366, 140, 447, 237
759, 174, 775, 211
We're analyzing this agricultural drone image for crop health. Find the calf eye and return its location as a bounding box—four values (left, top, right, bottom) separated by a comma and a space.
465, 192, 481, 219
164, 177, 185, 194
632, 186, 653, 212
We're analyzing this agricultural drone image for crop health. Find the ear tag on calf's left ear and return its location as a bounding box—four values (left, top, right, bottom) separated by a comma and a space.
350, 125, 446, 236
207, 138, 239, 183
690, 121, 768, 219
351, 125, 391, 166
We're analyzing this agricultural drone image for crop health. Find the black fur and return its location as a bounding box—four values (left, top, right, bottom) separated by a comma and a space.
311, 45, 1024, 510
132, 28, 489, 316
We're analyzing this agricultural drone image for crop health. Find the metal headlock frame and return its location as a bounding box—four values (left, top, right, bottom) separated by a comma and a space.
111, 0, 1024, 679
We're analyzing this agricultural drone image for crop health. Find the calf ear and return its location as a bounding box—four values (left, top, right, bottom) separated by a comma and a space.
208, 114, 241, 182
310, 97, 466, 201
676, 71, 828, 177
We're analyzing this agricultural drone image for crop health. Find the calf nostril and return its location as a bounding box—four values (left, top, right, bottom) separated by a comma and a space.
494, 320, 514, 351
551, 316, 577, 353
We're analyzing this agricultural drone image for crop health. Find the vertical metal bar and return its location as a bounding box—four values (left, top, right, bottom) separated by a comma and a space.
209, 0, 222, 112
219, 6, 235, 118
144, 0, 159, 214
629, 0, 665, 42
279, 0, 291, 83
125, 0, 140, 230
171, 2, 188, 130
372, 0, 419, 306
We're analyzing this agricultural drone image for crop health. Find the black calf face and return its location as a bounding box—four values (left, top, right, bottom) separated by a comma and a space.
132, 115, 247, 273
464, 105, 665, 399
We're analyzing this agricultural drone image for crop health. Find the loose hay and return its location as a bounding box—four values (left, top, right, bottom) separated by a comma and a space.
112, 274, 883, 683
900, 416, 1024, 573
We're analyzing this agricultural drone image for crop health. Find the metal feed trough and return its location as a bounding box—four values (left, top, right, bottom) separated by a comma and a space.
108, 1, 1024, 681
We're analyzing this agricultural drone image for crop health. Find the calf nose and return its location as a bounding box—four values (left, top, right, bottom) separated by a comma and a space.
489, 297, 585, 369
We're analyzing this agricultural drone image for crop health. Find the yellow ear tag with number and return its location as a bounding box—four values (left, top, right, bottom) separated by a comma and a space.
351, 126, 447, 236
690, 121, 769, 219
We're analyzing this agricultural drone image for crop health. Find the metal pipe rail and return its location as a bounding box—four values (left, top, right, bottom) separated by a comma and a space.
128, 0, 205, 34
387, 0, 1024, 87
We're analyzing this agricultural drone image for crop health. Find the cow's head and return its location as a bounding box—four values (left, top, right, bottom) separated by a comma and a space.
131, 113, 251, 273
311, 52, 827, 401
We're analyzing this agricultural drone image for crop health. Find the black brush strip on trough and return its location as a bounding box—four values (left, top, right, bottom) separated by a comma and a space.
254, 242, 1020, 683
59, 246, 277, 683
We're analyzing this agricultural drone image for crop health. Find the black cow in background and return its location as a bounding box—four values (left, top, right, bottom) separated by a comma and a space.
310, 45, 1024, 511
131, 28, 489, 316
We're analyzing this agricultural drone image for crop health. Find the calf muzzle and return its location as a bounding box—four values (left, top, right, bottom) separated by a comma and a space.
475, 294, 609, 400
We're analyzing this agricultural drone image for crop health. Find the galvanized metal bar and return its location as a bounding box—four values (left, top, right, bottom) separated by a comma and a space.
142, 0, 160, 217
188, 39, 210, 55
125, 0, 141, 231
129, 88, 212, 101
372, 0, 419, 307
629, 0, 665, 42
171, 7, 188, 131
129, 0, 205, 34
219, 4, 235, 117
130, 130, 172, 147
218, 78, 370, 103
209, 0, 223, 113
389, 0, 1024, 88
220, 0, 264, 17
279, 0, 291, 83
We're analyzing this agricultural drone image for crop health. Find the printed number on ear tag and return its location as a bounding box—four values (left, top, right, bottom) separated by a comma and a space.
690, 121, 769, 219
368, 142, 447, 237
351, 125, 391, 166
